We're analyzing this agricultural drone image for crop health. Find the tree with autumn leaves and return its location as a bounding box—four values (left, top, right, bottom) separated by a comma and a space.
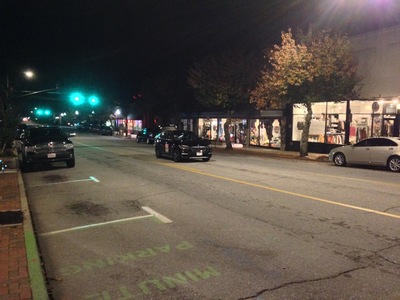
250, 29, 361, 156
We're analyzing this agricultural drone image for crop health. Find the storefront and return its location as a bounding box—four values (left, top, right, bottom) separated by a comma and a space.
181, 110, 284, 148
115, 119, 142, 136
292, 99, 400, 150
249, 110, 283, 148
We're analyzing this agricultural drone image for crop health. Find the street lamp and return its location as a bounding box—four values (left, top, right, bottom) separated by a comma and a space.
6, 70, 60, 100
24, 70, 34, 79
6, 69, 35, 98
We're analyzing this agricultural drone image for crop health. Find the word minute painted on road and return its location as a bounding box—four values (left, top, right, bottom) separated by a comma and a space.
59, 241, 193, 277
84, 266, 221, 299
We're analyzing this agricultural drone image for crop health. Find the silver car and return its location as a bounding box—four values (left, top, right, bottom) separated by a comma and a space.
329, 137, 400, 172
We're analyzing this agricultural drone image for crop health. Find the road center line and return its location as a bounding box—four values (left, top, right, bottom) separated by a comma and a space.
155, 161, 400, 220
28, 176, 100, 188
39, 206, 172, 236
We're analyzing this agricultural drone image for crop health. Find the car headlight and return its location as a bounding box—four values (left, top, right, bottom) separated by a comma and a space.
179, 145, 190, 150
206, 144, 212, 149
65, 143, 74, 150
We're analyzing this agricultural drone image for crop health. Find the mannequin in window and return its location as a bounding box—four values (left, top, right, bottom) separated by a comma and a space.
260, 123, 268, 145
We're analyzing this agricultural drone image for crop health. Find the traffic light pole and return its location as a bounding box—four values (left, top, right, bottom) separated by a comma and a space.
12, 87, 59, 99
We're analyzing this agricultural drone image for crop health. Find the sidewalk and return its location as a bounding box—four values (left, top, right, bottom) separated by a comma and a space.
0, 146, 328, 299
0, 157, 48, 300
212, 143, 329, 162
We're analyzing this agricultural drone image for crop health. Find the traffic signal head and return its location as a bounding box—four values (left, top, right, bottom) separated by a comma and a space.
35, 108, 52, 117
88, 95, 99, 106
69, 92, 85, 106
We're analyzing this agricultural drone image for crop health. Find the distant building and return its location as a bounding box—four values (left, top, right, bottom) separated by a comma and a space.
290, 25, 400, 152
351, 25, 400, 99
183, 26, 400, 153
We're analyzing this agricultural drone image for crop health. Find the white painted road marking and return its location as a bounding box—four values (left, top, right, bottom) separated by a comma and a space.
89, 176, 100, 182
142, 206, 173, 224
39, 206, 172, 236
29, 176, 100, 188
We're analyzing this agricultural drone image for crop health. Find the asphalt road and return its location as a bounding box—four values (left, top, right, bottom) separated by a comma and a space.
22, 133, 400, 300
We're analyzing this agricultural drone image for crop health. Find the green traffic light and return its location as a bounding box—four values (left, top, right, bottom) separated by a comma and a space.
88, 95, 99, 106
69, 92, 85, 106
35, 108, 52, 117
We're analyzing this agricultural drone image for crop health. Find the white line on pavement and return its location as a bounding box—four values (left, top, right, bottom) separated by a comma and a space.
142, 206, 173, 224
39, 206, 172, 236
28, 176, 100, 188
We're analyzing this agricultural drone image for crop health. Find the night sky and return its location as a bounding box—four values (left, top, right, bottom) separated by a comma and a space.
2, 0, 400, 105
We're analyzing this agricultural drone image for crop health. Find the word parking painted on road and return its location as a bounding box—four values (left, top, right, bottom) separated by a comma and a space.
59, 241, 194, 277
84, 266, 221, 299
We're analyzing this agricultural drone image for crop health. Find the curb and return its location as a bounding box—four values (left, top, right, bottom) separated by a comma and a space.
212, 146, 330, 162
18, 169, 50, 300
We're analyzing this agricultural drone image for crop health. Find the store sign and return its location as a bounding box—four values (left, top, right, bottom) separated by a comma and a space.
372, 101, 379, 112
384, 103, 397, 114
260, 110, 284, 117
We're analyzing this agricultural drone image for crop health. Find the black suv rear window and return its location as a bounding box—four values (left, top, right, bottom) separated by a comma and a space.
28, 128, 67, 140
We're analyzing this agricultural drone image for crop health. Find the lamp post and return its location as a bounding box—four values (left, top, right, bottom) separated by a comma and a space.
115, 108, 121, 134
58, 112, 66, 126
6, 70, 60, 101
6, 69, 35, 96
344, 99, 351, 145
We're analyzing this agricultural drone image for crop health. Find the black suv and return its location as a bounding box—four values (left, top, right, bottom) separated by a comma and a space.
17, 126, 75, 171
155, 130, 212, 162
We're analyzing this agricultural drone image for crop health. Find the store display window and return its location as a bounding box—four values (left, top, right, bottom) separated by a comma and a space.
349, 100, 383, 143
129, 120, 142, 134
217, 119, 247, 144
198, 118, 218, 140
293, 100, 399, 145
293, 102, 346, 144
197, 118, 247, 144
181, 119, 193, 131
249, 118, 281, 148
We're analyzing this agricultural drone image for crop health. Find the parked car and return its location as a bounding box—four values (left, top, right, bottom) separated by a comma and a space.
100, 126, 113, 136
17, 126, 75, 171
15, 123, 29, 138
90, 125, 101, 134
137, 124, 178, 144
328, 137, 400, 172
154, 130, 212, 162
61, 126, 77, 137
136, 128, 156, 144
157, 124, 178, 131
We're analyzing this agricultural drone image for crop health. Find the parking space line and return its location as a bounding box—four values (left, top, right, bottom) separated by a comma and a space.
29, 176, 100, 188
142, 206, 173, 223
39, 206, 172, 236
